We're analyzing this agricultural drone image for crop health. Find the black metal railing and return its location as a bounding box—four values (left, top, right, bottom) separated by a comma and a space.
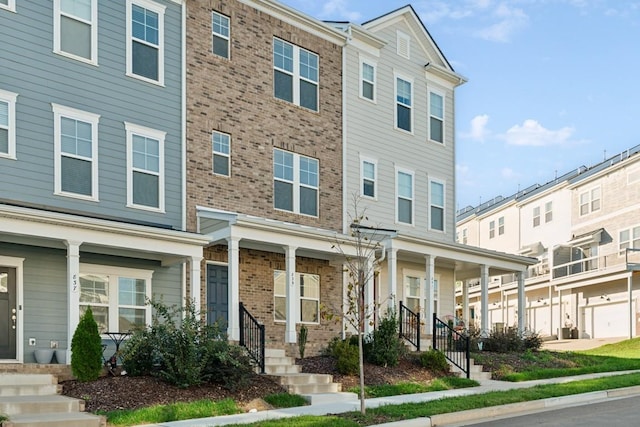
432, 314, 470, 378
239, 302, 265, 374
399, 301, 420, 351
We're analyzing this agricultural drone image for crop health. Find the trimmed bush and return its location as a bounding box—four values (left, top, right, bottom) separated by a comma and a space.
326, 336, 359, 375
204, 339, 254, 391
71, 307, 104, 382
481, 328, 543, 353
419, 349, 449, 373
365, 309, 406, 367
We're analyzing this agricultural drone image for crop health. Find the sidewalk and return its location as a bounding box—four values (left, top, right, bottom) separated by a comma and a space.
139, 369, 640, 427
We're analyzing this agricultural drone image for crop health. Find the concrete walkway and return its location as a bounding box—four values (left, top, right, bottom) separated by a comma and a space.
139, 368, 640, 427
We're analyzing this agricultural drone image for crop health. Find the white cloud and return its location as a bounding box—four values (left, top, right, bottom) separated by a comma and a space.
317, 0, 361, 21
466, 114, 491, 142
475, 3, 529, 42
502, 119, 575, 146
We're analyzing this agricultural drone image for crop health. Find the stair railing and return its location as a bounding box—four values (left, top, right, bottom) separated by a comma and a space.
399, 301, 420, 351
239, 302, 265, 374
432, 313, 470, 378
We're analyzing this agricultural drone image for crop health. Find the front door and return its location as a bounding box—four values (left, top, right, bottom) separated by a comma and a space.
0, 267, 17, 359
207, 264, 228, 330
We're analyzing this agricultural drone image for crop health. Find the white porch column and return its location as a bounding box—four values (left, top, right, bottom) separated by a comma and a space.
190, 256, 203, 320
227, 237, 240, 341
480, 264, 489, 334
285, 246, 297, 343
628, 273, 634, 339
462, 279, 469, 326
364, 257, 374, 334
387, 248, 398, 310
558, 288, 563, 338
65, 240, 82, 365
425, 255, 435, 334
517, 271, 525, 334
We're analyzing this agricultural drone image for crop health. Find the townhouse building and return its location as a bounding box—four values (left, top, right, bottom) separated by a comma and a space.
456, 145, 640, 339
0, 0, 207, 365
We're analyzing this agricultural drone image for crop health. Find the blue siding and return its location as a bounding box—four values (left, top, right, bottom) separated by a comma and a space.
0, 1, 184, 229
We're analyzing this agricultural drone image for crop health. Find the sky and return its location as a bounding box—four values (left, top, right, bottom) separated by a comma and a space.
280, 0, 640, 211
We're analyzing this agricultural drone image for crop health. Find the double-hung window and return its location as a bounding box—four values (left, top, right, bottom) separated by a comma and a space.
212, 131, 230, 176
54, 0, 97, 64
619, 226, 640, 256
361, 158, 376, 198
52, 104, 99, 200
397, 169, 414, 224
395, 76, 412, 132
533, 206, 541, 227
79, 264, 152, 333
0, 0, 15, 12
462, 228, 468, 244
273, 148, 318, 216
125, 122, 164, 211
545, 201, 553, 223
429, 180, 445, 231
127, 0, 165, 84
212, 11, 230, 59
579, 187, 601, 216
429, 90, 444, 143
360, 60, 375, 101
273, 270, 320, 323
273, 38, 318, 111
489, 220, 495, 239
405, 275, 421, 313
498, 216, 505, 235
0, 89, 18, 159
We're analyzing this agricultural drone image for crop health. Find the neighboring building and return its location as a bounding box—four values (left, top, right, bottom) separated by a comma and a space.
456, 145, 640, 339
0, 1, 207, 364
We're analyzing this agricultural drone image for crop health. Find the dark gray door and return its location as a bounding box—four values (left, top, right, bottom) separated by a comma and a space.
0, 267, 17, 359
207, 264, 228, 329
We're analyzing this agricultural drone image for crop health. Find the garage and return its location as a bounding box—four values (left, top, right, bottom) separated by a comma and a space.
581, 302, 629, 338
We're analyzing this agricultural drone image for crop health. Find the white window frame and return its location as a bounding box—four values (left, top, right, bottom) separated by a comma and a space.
0, 0, 16, 13
619, 225, 640, 256
579, 186, 601, 216
498, 216, 505, 235
125, 122, 165, 212
52, 103, 100, 201
489, 220, 495, 239
462, 228, 468, 244
394, 73, 413, 133
0, 89, 18, 160
403, 270, 440, 317
429, 178, 445, 232
273, 270, 320, 324
53, 0, 98, 65
273, 148, 319, 217
360, 155, 377, 199
126, 0, 165, 85
533, 206, 540, 227
212, 130, 231, 177
273, 38, 319, 111
396, 30, 410, 59
359, 57, 376, 102
79, 263, 153, 333
428, 88, 445, 144
404, 274, 422, 314
396, 167, 414, 225
211, 10, 230, 59
545, 201, 553, 223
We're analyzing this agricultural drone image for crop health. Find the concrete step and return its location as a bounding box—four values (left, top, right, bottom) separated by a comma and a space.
264, 348, 286, 358
0, 385, 60, 397
264, 364, 301, 375
272, 373, 334, 386
301, 392, 358, 405
286, 382, 341, 394
0, 395, 83, 416
0, 375, 56, 386
265, 356, 295, 366
2, 411, 105, 427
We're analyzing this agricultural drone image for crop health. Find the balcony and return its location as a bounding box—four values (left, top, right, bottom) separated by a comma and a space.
552, 250, 627, 280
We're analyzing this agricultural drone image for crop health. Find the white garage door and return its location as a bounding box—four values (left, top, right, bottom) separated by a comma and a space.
582, 303, 629, 339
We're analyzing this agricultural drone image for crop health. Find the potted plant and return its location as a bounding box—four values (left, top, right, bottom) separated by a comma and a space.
34, 348, 54, 364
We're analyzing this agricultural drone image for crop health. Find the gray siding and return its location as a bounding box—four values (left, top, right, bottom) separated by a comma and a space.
0, 1, 184, 229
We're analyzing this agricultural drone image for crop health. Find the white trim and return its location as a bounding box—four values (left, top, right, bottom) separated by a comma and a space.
429, 178, 446, 232
393, 72, 413, 134
428, 87, 445, 144
126, 0, 166, 86
274, 270, 320, 325
0, 0, 15, 13
396, 30, 410, 59
53, 0, 98, 65
358, 55, 376, 103
211, 10, 230, 60
359, 154, 377, 200
273, 148, 319, 217
124, 122, 166, 212
0, 89, 18, 160
578, 185, 601, 217
212, 130, 231, 177
273, 37, 319, 111
0, 255, 24, 363
51, 103, 100, 201
395, 166, 415, 225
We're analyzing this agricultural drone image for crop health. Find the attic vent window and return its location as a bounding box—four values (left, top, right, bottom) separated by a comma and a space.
397, 31, 410, 59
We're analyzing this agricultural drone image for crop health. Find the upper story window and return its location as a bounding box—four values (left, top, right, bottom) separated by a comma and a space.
395, 76, 412, 132
52, 103, 100, 201
619, 225, 640, 256
360, 60, 376, 101
489, 220, 495, 239
498, 216, 505, 235
429, 90, 444, 143
545, 201, 553, 223
361, 157, 376, 198
429, 180, 445, 231
396, 30, 410, 59
127, 0, 165, 85
0, 89, 18, 159
125, 122, 165, 211
462, 228, 468, 244
54, 0, 97, 64
396, 169, 414, 225
579, 186, 601, 216
273, 38, 318, 111
273, 148, 318, 216
0, 0, 16, 13
533, 206, 540, 227
212, 11, 230, 59
212, 131, 230, 177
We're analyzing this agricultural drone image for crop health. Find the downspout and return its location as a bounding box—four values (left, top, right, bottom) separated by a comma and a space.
180, 0, 188, 304
341, 25, 351, 235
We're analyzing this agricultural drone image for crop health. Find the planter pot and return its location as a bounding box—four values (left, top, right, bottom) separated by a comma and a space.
55, 349, 67, 364
34, 349, 54, 364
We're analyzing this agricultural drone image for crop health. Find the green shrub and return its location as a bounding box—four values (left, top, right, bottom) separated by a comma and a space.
481, 328, 543, 353
365, 309, 406, 367
419, 349, 449, 373
326, 336, 359, 375
71, 307, 104, 382
204, 338, 254, 391
121, 328, 159, 377
298, 325, 308, 359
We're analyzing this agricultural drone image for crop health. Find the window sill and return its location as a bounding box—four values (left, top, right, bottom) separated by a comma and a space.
126, 203, 165, 214
55, 191, 99, 203
53, 50, 98, 67
126, 72, 165, 87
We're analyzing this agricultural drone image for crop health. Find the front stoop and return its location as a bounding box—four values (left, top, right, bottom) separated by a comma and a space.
264, 349, 342, 395
0, 374, 104, 427
449, 358, 492, 381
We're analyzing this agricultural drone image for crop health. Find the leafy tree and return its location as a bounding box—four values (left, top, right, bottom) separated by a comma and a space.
71, 307, 104, 382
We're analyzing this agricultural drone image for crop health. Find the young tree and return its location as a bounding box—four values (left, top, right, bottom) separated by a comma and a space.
71, 307, 104, 382
331, 196, 386, 415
